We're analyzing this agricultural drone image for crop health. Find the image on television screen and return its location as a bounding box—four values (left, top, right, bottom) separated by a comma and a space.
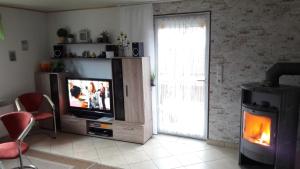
67, 79, 111, 111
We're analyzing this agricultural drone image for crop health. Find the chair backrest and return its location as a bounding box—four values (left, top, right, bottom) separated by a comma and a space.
0, 112, 33, 140
18, 92, 44, 112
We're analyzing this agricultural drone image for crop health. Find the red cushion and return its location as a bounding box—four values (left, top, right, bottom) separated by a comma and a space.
19, 93, 44, 112
1, 112, 32, 140
33, 112, 53, 121
0, 142, 28, 159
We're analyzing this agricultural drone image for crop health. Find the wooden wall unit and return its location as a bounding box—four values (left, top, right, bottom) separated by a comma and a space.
112, 57, 152, 144
36, 57, 152, 144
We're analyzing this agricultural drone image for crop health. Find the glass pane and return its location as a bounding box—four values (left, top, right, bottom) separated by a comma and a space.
243, 111, 271, 146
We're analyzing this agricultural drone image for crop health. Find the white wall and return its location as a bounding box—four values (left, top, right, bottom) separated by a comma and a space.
0, 101, 15, 137
0, 7, 48, 101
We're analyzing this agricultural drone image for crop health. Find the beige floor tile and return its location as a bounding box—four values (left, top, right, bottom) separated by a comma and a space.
116, 164, 132, 169
175, 152, 204, 166
153, 156, 183, 169
156, 135, 180, 143
130, 160, 158, 169
93, 138, 117, 148
123, 150, 151, 164
117, 142, 144, 153
27, 132, 239, 169
205, 158, 241, 169
30, 141, 51, 152
101, 154, 128, 166
51, 142, 74, 157
74, 149, 99, 161
194, 149, 229, 162
144, 147, 172, 159
97, 146, 122, 158
184, 163, 212, 169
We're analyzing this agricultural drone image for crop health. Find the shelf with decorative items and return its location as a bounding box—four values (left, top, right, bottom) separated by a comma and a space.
50, 56, 112, 60
57, 42, 111, 45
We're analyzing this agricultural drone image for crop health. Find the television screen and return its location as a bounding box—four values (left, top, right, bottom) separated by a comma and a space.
67, 78, 112, 112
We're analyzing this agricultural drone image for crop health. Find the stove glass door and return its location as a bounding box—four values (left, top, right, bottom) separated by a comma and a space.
243, 111, 271, 147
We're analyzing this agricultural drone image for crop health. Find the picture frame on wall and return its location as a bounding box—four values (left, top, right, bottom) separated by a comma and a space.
79, 29, 90, 43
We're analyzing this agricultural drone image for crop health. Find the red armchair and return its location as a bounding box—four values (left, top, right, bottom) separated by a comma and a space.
15, 92, 57, 138
0, 112, 37, 169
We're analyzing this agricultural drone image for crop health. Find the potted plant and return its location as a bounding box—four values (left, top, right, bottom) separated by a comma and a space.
51, 61, 65, 72
151, 72, 156, 87
56, 28, 68, 43
117, 32, 130, 57
100, 31, 110, 43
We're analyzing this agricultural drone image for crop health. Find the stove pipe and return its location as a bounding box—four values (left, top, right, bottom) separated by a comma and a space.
264, 62, 300, 87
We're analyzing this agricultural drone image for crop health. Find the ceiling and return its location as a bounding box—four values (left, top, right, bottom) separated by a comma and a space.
0, 0, 180, 12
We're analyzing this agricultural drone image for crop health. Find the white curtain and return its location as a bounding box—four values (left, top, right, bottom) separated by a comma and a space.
119, 4, 157, 134
155, 14, 209, 139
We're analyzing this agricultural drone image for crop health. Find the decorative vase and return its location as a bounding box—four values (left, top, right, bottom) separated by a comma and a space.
58, 37, 65, 43
119, 47, 125, 57
67, 37, 74, 43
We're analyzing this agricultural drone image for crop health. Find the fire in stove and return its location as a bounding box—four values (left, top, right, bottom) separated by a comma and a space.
243, 111, 271, 147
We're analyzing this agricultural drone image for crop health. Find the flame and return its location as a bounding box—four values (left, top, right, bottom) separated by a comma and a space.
243, 111, 271, 147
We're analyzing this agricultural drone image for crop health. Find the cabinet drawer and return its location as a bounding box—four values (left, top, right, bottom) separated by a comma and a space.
61, 116, 86, 135
114, 132, 144, 144
113, 123, 144, 136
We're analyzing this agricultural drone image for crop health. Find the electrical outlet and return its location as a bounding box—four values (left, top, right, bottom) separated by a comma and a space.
9, 51, 16, 61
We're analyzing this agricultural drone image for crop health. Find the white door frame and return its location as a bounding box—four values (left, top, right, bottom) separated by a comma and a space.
154, 12, 211, 139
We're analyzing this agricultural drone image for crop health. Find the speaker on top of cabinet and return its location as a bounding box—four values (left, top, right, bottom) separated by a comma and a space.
132, 42, 144, 57
53, 45, 65, 58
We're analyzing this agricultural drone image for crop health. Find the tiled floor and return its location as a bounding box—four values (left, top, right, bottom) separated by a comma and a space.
24, 132, 240, 169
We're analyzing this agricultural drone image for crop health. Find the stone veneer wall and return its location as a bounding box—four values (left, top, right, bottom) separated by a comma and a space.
153, 0, 300, 144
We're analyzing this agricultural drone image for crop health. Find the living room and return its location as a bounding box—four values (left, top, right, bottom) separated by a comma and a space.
0, 0, 300, 169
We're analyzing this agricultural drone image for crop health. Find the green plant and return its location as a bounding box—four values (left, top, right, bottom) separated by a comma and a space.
0, 15, 4, 40
151, 72, 156, 81
101, 31, 109, 37
117, 32, 130, 48
51, 61, 65, 72
100, 31, 110, 43
151, 72, 156, 86
57, 28, 68, 37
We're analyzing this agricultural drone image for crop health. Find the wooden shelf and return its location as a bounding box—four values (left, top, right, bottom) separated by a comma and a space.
51, 56, 144, 60
57, 42, 111, 45
51, 57, 111, 60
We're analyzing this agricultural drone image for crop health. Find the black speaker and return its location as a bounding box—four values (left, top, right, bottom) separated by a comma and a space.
132, 42, 144, 57
53, 45, 65, 58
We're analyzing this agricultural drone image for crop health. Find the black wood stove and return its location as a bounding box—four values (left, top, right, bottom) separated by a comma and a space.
239, 63, 300, 169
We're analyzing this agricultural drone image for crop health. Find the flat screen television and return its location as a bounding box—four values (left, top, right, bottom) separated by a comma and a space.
66, 77, 113, 119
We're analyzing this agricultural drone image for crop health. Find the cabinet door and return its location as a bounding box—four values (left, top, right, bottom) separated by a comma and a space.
112, 59, 125, 121
122, 59, 144, 123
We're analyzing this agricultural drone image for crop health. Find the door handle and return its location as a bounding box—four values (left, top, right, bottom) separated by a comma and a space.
125, 85, 128, 97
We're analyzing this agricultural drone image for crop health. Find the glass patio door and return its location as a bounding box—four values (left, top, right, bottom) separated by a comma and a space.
155, 13, 210, 139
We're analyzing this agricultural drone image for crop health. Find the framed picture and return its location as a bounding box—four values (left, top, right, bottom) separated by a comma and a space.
79, 29, 90, 43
